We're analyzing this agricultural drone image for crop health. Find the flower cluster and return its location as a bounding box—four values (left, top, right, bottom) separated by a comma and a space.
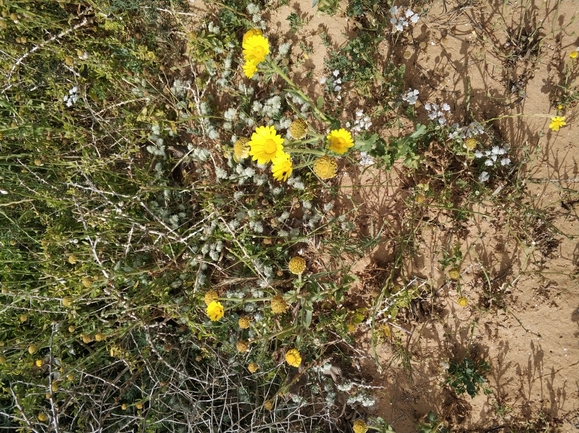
346, 109, 372, 133
242, 29, 269, 79
474, 145, 511, 183
425, 102, 451, 126
390, 6, 420, 32
448, 121, 485, 144
63, 86, 79, 107
247, 125, 293, 181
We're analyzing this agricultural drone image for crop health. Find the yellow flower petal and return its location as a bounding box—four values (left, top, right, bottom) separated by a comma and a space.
271, 152, 293, 181
326, 129, 354, 154
249, 126, 284, 165
549, 116, 566, 131
206, 301, 224, 321
242, 34, 269, 65
243, 61, 258, 79
285, 348, 302, 367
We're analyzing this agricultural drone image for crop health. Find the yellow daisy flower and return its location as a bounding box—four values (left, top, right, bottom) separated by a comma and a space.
204, 290, 219, 306
549, 116, 566, 131
243, 61, 258, 79
352, 419, 369, 433
249, 126, 284, 165
570, 50, 578, 59
242, 34, 269, 65
457, 296, 468, 307
248, 362, 259, 373
326, 129, 354, 154
206, 301, 224, 321
271, 294, 288, 314
313, 155, 338, 179
263, 400, 274, 411
243, 28, 262, 45
285, 348, 302, 367
271, 152, 293, 181
233, 138, 250, 162
288, 257, 306, 275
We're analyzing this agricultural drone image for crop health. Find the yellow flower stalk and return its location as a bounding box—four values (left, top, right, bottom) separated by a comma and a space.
285, 348, 302, 367
326, 128, 354, 154
206, 300, 224, 321
249, 126, 285, 165
313, 155, 338, 179
242, 34, 269, 65
549, 116, 566, 131
271, 152, 293, 181
288, 257, 306, 275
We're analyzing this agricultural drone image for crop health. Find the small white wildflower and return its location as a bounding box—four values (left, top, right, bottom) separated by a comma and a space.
402, 88, 419, 105
333, 70, 340, 77
479, 171, 490, 182
215, 167, 228, 179
474, 150, 483, 158
359, 152, 375, 166
320, 76, 327, 85
278, 43, 290, 56
500, 157, 511, 166
246, 3, 259, 14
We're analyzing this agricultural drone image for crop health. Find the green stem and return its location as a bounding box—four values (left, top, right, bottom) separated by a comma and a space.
265, 61, 329, 123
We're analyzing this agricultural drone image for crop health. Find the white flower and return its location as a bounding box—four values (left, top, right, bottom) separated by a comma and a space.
333, 69, 340, 77
359, 152, 375, 166
500, 157, 511, 166
479, 171, 490, 182
474, 150, 483, 158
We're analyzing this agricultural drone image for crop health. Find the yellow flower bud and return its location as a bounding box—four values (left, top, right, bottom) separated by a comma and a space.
288, 257, 306, 275
270, 294, 288, 314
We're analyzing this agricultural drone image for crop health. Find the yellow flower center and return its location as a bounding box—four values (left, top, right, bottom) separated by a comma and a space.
264, 139, 277, 154
253, 45, 265, 58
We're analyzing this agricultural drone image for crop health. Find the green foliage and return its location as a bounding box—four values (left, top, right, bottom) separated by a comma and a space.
418, 411, 449, 433
355, 124, 427, 169
445, 358, 492, 398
